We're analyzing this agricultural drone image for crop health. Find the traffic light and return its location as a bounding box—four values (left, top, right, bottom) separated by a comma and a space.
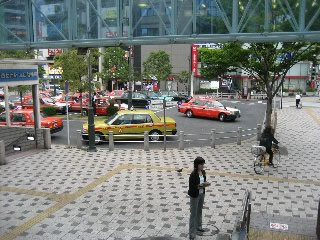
311, 65, 317, 81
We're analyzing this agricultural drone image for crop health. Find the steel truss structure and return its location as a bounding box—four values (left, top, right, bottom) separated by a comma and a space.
0, 0, 319, 49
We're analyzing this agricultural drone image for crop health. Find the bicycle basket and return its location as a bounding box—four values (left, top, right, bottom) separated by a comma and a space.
251, 145, 266, 155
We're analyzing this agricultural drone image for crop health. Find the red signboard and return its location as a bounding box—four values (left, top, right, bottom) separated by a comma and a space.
191, 44, 199, 77
48, 49, 63, 56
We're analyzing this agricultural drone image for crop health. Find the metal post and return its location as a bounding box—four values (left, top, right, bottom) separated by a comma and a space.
4, 86, 10, 127
87, 49, 97, 152
232, 0, 238, 33
237, 127, 242, 145
144, 131, 149, 151
280, 82, 283, 109
257, 124, 262, 141
0, 140, 6, 165
77, 130, 82, 149
178, 131, 185, 150
163, 98, 167, 151
264, 0, 270, 32
299, 0, 306, 32
32, 84, 41, 148
128, 46, 133, 109
109, 131, 114, 151
211, 129, 216, 148
190, 72, 194, 97
43, 128, 51, 149
65, 81, 70, 146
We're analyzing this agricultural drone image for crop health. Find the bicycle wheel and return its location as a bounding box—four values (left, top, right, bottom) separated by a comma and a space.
273, 150, 281, 168
254, 155, 264, 174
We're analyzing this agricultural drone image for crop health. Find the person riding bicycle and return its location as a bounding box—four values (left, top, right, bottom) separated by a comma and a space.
259, 126, 279, 166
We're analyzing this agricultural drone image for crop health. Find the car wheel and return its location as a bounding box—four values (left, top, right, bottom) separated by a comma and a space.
219, 113, 226, 122
95, 132, 104, 144
149, 130, 162, 142
186, 110, 193, 118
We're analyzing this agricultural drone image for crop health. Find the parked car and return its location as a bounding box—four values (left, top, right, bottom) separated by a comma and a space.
116, 92, 151, 109
106, 90, 125, 99
160, 90, 191, 103
82, 109, 177, 143
178, 97, 241, 121
0, 110, 63, 134
19, 97, 67, 114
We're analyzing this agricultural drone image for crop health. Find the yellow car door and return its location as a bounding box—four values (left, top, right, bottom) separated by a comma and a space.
111, 114, 134, 138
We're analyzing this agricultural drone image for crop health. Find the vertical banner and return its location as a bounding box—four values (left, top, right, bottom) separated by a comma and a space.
191, 44, 199, 77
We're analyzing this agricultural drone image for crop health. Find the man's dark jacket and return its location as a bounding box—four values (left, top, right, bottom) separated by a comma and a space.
188, 170, 206, 198
259, 132, 278, 149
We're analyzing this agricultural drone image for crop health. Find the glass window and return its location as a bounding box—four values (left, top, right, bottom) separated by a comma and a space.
132, 114, 153, 124
0, 113, 6, 122
112, 114, 132, 125
106, 113, 119, 124
205, 101, 214, 107
214, 101, 224, 108
12, 113, 26, 122
193, 100, 203, 105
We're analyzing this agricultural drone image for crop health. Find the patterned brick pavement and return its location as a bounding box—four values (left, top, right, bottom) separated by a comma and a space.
0, 107, 319, 240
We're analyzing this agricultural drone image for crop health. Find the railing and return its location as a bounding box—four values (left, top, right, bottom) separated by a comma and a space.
232, 190, 252, 240
77, 124, 262, 151
200, 92, 267, 100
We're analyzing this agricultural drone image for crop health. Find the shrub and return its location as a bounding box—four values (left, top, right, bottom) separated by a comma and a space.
306, 87, 317, 92
0, 105, 4, 113
195, 88, 217, 94
42, 106, 56, 116
106, 105, 119, 116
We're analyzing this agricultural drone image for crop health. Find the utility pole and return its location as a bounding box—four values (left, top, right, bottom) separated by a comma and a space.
128, 46, 134, 109
87, 49, 96, 152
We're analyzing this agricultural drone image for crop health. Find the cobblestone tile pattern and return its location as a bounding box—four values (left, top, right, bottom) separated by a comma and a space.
0, 108, 319, 240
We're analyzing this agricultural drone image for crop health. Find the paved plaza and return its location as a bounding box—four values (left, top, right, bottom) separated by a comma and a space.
0, 106, 319, 240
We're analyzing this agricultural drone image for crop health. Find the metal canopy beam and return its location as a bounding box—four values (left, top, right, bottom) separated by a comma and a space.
0, 0, 319, 50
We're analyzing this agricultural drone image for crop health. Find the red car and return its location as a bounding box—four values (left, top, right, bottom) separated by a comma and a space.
178, 97, 241, 121
19, 97, 67, 114
82, 98, 110, 116
106, 90, 125, 99
0, 110, 63, 134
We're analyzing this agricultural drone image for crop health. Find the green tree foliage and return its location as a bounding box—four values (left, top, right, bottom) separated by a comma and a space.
54, 48, 98, 115
143, 50, 172, 89
200, 42, 320, 127
99, 47, 128, 90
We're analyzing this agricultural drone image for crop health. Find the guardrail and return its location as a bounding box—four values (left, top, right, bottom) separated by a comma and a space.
77, 124, 262, 151
200, 92, 267, 100
232, 190, 252, 240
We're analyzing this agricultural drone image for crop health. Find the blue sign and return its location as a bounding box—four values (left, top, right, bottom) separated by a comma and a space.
0, 69, 38, 82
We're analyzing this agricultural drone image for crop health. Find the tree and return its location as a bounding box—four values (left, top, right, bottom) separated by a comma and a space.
99, 47, 128, 90
54, 49, 90, 116
143, 50, 172, 89
200, 42, 320, 127
176, 71, 191, 94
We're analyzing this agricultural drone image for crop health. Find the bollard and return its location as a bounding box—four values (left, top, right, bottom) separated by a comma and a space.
257, 124, 262, 141
211, 129, 216, 148
77, 131, 82, 149
109, 131, 114, 151
43, 128, 51, 149
237, 127, 242, 145
144, 131, 150, 151
178, 131, 185, 150
0, 141, 6, 165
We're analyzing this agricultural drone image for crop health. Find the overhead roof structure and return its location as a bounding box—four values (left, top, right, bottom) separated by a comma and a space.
0, 0, 319, 50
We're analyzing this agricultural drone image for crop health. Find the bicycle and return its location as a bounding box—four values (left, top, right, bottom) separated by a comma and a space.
251, 144, 280, 174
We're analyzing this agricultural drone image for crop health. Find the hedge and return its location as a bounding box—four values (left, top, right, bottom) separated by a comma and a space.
42, 106, 56, 116
106, 105, 119, 116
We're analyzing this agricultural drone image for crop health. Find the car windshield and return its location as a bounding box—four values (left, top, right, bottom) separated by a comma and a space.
148, 92, 160, 97
214, 101, 224, 108
105, 113, 119, 124
153, 112, 161, 121
43, 98, 55, 104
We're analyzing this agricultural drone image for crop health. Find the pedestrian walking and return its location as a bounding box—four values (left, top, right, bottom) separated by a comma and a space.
188, 157, 210, 240
295, 92, 301, 108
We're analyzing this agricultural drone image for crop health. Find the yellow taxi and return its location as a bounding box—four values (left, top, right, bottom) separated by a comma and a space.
82, 109, 177, 143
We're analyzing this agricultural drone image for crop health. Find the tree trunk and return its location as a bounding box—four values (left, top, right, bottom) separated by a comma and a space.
80, 91, 83, 116
265, 94, 273, 127
19, 91, 23, 105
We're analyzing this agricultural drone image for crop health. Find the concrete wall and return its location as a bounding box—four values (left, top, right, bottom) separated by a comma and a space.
0, 126, 44, 156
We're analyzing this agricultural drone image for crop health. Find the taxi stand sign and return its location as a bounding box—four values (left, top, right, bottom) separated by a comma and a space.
0, 64, 39, 128
0, 64, 38, 87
